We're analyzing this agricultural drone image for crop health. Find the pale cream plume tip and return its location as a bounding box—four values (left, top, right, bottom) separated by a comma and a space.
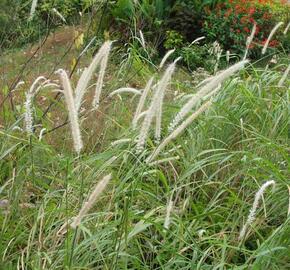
262, 22, 284, 55
239, 180, 276, 240
70, 173, 112, 229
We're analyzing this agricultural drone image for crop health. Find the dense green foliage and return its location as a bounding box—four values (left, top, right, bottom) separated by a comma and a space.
0, 2, 290, 268
0, 55, 289, 268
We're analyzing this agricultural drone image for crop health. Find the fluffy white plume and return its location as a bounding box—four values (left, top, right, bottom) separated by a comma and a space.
147, 101, 211, 163
243, 23, 256, 60
168, 60, 248, 132
262, 22, 284, 55
70, 174, 111, 228
24, 76, 47, 134
136, 59, 180, 152
278, 64, 290, 87
56, 69, 83, 154
283, 22, 290, 35
132, 77, 154, 129
159, 49, 175, 69
109, 87, 141, 98
29, 0, 38, 20
52, 8, 66, 23
164, 198, 174, 230
75, 41, 112, 112
139, 30, 146, 49
92, 42, 112, 109
239, 180, 275, 240
155, 59, 180, 143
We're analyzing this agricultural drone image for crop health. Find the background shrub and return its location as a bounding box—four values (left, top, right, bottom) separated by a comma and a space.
202, 0, 290, 56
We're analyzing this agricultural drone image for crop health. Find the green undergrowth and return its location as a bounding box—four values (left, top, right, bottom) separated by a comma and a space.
0, 47, 289, 269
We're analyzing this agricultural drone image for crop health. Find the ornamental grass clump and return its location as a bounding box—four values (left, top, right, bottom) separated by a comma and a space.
155, 58, 181, 143
56, 69, 83, 154
239, 180, 276, 240
168, 60, 249, 132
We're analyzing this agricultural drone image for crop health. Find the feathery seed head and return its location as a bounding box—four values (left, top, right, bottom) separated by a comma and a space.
70, 174, 112, 228
168, 60, 249, 132
239, 180, 276, 240
57, 69, 83, 154
262, 22, 284, 55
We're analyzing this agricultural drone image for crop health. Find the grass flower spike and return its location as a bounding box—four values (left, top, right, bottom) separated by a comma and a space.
147, 100, 212, 163
155, 58, 180, 143
283, 22, 290, 35
239, 180, 276, 240
70, 174, 112, 228
109, 87, 141, 98
75, 41, 112, 111
262, 22, 284, 55
92, 42, 112, 109
57, 69, 83, 154
159, 49, 176, 69
136, 59, 180, 152
29, 0, 38, 20
24, 76, 46, 134
278, 64, 290, 87
168, 60, 249, 132
243, 23, 256, 60
132, 77, 154, 128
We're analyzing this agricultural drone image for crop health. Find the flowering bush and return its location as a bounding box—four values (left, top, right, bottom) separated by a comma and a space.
202, 0, 290, 56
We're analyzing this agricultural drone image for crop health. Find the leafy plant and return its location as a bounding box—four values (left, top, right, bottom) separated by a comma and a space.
202, 0, 290, 55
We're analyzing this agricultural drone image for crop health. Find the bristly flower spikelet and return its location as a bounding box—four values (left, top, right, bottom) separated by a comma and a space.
56, 69, 83, 154
75, 41, 112, 112
239, 180, 276, 241
168, 60, 249, 132
136, 58, 180, 153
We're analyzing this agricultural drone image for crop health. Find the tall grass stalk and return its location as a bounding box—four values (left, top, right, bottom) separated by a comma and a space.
29, 0, 38, 20
168, 60, 249, 132
147, 100, 212, 163
278, 64, 290, 87
155, 59, 180, 143
243, 23, 256, 61
136, 59, 179, 152
164, 198, 174, 230
159, 49, 175, 69
57, 69, 83, 154
139, 30, 146, 49
92, 42, 112, 109
70, 174, 112, 228
262, 22, 284, 55
283, 22, 290, 35
239, 180, 276, 240
24, 76, 46, 134
75, 41, 112, 112
132, 77, 154, 129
